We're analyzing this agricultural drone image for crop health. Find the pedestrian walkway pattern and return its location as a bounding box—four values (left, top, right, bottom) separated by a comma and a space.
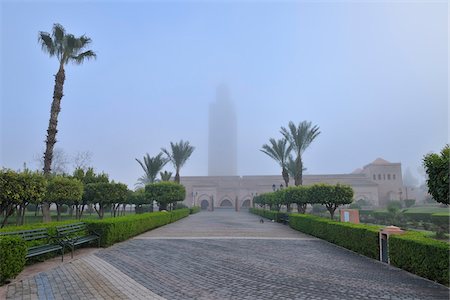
5, 210, 450, 299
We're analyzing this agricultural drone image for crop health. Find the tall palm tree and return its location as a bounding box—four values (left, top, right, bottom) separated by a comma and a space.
286, 155, 307, 180
280, 121, 320, 186
162, 140, 195, 183
39, 24, 96, 222
135, 153, 169, 186
260, 138, 292, 187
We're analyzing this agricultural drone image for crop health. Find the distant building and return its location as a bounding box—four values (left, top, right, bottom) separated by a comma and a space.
208, 85, 237, 176
181, 158, 406, 210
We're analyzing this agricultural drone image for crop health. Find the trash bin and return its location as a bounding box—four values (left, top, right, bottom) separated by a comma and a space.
379, 226, 404, 264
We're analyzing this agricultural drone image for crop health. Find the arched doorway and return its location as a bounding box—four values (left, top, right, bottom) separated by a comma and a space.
241, 199, 251, 208
200, 200, 209, 210
220, 199, 233, 207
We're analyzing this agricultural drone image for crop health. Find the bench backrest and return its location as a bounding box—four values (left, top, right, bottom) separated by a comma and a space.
56, 223, 86, 236
0, 228, 49, 241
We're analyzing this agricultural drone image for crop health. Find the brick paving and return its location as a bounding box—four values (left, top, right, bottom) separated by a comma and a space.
5, 209, 450, 299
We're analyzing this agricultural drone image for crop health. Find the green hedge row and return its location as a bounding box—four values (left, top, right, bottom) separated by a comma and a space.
403, 211, 433, 223
85, 209, 190, 247
0, 209, 190, 284
288, 213, 381, 260
431, 213, 450, 230
249, 208, 287, 222
0, 236, 27, 284
389, 232, 450, 286
189, 206, 201, 214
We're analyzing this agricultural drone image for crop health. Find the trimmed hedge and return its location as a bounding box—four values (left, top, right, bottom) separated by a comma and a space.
288, 214, 381, 260
85, 209, 190, 247
403, 211, 433, 223
190, 206, 201, 214
431, 213, 450, 230
249, 208, 287, 223
389, 231, 450, 286
0, 236, 27, 284
0, 209, 190, 284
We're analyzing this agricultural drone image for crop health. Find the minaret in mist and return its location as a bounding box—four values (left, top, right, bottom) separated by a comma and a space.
208, 85, 237, 176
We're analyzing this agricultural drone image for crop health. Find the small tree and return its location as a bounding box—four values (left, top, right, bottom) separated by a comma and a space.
285, 186, 310, 214
309, 183, 353, 219
84, 182, 114, 219
423, 145, 449, 205
145, 182, 185, 211
110, 182, 129, 217
17, 171, 47, 225
46, 176, 83, 221
0, 170, 25, 227
72, 167, 108, 219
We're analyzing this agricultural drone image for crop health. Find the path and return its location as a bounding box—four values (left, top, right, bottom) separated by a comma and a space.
5, 209, 450, 299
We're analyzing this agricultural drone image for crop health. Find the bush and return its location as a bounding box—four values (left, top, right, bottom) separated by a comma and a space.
249, 208, 286, 222
289, 214, 381, 260
190, 206, 201, 214
175, 202, 188, 210
0, 236, 27, 284
389, 231, 450, 286
85, 209, 189, 247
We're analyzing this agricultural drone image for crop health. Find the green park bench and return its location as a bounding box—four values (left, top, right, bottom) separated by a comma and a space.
56, 222, 100, 258
279, 214, 289, 225
0, 228, 64, 261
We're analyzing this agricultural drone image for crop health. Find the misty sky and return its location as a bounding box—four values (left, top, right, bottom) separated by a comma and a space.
1, 1, 448, 188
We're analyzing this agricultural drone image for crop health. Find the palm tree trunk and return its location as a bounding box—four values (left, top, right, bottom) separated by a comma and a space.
282, 168, 289, 187
174, 171, 180, 184
42, 64, 66, 222
294, 156, 303, 186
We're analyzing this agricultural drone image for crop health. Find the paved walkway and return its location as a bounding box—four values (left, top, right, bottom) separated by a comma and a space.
5, 210, 450, 299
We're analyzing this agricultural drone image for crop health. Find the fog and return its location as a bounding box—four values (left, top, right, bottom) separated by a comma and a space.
1, 1, 447, 188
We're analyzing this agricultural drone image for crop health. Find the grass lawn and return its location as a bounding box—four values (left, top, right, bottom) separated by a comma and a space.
403, 206, 449, 214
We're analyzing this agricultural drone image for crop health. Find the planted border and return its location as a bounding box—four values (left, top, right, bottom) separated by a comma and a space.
85, 209, 190, 247
389, 231, 449, 286
0, 209, 190, 284
288, 213, 381, 260
0, 236, 27, 284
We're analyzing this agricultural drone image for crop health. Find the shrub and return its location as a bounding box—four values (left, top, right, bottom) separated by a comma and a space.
85, 209, 189, 247
190, 206, 201, 214
289, 214, 381, 260
0, 236, 27, 284
389, 231, 450, 286
431, 213, 449, 230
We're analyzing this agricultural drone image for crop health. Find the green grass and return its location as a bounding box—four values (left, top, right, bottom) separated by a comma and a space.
403, 206, 449, 214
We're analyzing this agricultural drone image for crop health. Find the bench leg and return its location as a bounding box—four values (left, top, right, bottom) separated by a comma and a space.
61, 248, 64, 262
71, 245, 74, 259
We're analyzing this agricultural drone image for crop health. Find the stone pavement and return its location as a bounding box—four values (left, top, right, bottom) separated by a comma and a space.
5, 209, 450, 299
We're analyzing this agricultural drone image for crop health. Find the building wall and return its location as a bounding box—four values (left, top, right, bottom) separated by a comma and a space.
181, 158, 406, 209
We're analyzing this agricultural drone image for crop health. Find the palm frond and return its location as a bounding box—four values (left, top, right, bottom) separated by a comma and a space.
163, 140, 195, 171
38, 32, 55, 56
71, 50, 96, 65
136, 153, 168, 184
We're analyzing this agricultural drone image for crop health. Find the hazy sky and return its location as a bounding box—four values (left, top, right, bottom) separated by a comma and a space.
1, 0, 448, 188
